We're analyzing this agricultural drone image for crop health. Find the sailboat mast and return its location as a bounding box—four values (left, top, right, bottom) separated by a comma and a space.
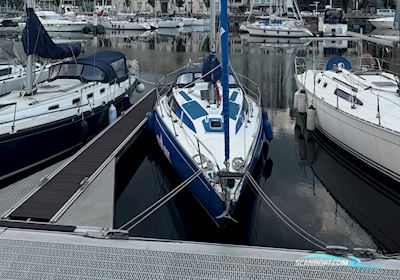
220, 0, 229, 166
210, 0, 215, 52
26, 0, 33, 93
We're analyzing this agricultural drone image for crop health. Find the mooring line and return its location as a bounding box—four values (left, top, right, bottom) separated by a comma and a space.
245, 170, 327, 250
119, 169, 203, 231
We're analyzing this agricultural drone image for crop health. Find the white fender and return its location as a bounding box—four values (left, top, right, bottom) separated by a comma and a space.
108, 104, 117, 124
297, 90, 307, 113
306, 105, 316, 131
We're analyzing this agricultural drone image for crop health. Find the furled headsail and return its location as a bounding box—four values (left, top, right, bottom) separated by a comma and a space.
22, 8, 81, 59
220, 0, 230, 163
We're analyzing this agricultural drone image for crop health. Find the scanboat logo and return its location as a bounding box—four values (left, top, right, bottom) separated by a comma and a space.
295, 253, 381, 269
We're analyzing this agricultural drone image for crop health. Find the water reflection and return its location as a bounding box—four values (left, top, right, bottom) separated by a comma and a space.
294, 115, 400, 253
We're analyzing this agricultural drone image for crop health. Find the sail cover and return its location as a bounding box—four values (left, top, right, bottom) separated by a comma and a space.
22, 8, 81, 59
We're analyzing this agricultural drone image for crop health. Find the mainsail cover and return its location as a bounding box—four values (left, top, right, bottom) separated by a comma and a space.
22, 8, 81, 59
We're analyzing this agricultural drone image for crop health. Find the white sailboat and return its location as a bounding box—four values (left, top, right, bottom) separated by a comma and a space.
369, 17, 395, 29
318, 7, 347, 36
102, 18, 152, 30
246, 0, 313, 38
294, 55, 400, 183
0, 39, 51, 96
0, 5, 144, 181
19, 10, 90, 32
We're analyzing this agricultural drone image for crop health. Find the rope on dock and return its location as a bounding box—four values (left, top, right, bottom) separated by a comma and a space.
245, 170, 328, 251
119, 169, 203, 232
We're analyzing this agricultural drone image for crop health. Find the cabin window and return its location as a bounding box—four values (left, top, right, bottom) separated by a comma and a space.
242, 96, 249, 114
72, 98, 80, 105
87, 93, 94, 99
176, 73, 193, 85
49, 65, 61, 79
323, 83, 328, 88
81, 65, 105, 82
100, 88, 105, 93
317, 79, 321, 84
169, 96, 179, 113
0, 68, 12, 76
111, 58, 127, 78
58, 64, 83, 77
194, 72, 205, 82
334, 89, 363, 105
229, 74, 239, 87
48, 104, 59, 110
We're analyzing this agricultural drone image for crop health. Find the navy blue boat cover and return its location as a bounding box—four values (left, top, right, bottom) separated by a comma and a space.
69, 51, 128, 83
22, 8, 81, 59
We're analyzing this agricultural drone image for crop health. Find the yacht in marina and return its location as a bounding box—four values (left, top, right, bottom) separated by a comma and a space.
318, 7, 347, 37
246, 18, 313, 37
246, 0, 313, 38
149, 57, 270, 226
369, 17, 394, 29
0, 7, 143, 181
102, 17, 152, 30
179, 17, 210, 26
150, 17, 184, 28
19, 10, 90, 32
294, 55, 400, 183
0, 39, 51, 96
148, 0, 272, 226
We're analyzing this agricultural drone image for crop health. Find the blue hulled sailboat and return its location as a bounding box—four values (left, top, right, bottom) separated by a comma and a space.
149, 0, 273, 226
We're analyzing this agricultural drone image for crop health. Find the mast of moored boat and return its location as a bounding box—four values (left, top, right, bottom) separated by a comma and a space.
395, 0, 400, 30
207, 0, 216, 104
26, 0, 33, 94
210, 0, 215, 52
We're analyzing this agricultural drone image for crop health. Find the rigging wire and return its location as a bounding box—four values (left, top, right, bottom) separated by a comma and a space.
119, 169, 203, 231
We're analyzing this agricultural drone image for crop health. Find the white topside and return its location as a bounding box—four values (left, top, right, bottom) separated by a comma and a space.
297, 66, 400, 134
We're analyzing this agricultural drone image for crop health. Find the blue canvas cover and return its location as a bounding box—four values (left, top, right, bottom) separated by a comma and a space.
70, 51, 128, 84
22, 8, 81, 59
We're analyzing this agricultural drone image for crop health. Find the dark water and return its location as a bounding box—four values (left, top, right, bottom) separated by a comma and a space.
74, 29, 400, 253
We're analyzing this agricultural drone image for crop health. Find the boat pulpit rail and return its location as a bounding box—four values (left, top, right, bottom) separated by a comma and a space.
295, 56, 342, 74
233, 72, 262, 107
